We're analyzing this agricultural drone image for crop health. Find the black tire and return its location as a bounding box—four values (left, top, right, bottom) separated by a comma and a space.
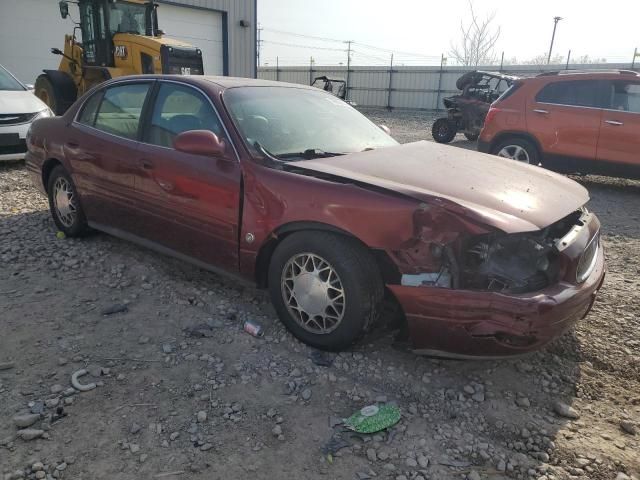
491, 137, 539, 165
268, 231, 384, 351
464, 132, 479, 142
432, 118, 457, 144
35, 75, 64, 115
47, 165, 89, 237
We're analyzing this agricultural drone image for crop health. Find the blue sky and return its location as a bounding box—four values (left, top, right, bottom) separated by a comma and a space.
257, 0, 639, 66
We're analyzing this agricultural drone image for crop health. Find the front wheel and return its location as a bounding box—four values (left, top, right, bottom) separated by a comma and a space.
34, 75, 65, 115
268, 232, 384, 351
432, 118, 457, 143
492, 138, 539, 164
47, 165, 89, 237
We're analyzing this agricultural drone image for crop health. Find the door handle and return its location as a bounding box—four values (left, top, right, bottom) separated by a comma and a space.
533, 109, 549, 114
140, 160, 154, 170
65, 142, 80, 149
604, 120, 624, 126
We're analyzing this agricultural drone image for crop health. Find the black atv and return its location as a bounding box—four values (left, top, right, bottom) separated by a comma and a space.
432, 71, 519, 143
312, 76, 347, 99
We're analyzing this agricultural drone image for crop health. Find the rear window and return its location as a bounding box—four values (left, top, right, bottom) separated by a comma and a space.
495, 81, 522, 103
535, 80, 604, 108
94, 83, 150, 140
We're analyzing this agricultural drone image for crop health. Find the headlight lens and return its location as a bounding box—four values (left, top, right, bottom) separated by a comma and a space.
34, 108, 54, 120
576, 234, 599, 283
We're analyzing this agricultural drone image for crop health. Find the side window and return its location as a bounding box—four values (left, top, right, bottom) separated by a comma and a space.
608, 81, 640, 113
146, 83, 224, 148
77, 91, 103, 126
536, 80, 603, 108
94, 83, 150, 140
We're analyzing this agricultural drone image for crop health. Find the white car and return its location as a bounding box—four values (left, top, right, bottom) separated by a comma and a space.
0, 64, 53, 161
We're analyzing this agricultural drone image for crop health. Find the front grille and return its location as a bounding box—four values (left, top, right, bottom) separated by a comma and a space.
0, 112, 38, 125
576, 234, 599, 283
0, 140, 27, 155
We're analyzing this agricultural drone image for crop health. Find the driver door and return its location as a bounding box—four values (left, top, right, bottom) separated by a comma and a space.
134, 81, 242, 272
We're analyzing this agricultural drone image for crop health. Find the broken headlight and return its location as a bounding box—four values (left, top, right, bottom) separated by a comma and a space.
463, 234, 558, 293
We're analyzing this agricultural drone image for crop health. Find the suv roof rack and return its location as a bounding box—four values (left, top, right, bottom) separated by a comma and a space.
536, 69, 639, 77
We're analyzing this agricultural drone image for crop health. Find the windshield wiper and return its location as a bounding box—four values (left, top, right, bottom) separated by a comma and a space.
277, 149, 345, 160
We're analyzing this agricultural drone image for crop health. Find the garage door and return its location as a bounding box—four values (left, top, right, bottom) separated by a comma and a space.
157, 4, 225, 76
0, 0, 81, 84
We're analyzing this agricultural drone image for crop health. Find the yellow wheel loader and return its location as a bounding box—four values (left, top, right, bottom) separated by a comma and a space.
35, 0, 204, 114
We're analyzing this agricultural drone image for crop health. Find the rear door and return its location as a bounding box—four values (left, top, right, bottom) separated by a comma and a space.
67, 81, 152, 232
596, 79, 640, 173
134, 81, 242, 272
527, 79, 605, 162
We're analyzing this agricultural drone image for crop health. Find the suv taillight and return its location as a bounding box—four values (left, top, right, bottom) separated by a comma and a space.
485, 107, 502, 125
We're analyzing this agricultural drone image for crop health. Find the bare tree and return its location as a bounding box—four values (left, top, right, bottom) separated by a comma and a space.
499, 53, 607, 67
449, 1, 501, 67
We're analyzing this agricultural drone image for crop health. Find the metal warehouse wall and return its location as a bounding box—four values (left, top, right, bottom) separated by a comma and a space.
259, 63, 637, 110
0, 0, 255, 83
157, 0, 256, 78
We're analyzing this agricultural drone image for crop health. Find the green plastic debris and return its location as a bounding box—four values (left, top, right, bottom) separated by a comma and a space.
344, 404, 401, 434
56, 231, 66, 239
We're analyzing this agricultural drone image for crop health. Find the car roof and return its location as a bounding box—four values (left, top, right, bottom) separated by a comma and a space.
104, 74, 316, 91
534, 70, 640, 80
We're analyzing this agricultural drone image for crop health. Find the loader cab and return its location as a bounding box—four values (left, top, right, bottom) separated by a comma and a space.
73, 0, 158, 67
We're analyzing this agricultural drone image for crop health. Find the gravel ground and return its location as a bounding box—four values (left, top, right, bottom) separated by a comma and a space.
1, 110, 639, 480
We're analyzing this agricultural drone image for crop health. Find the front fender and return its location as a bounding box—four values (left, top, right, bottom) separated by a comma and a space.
238, 161, 489, 283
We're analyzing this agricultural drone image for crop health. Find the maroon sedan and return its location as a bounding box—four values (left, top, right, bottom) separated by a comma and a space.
25, 75, 605, 357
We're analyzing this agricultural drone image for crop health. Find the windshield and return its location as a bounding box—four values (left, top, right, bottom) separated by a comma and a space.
109, 2, 148, 35
0, 65, 26, 91
224, 86, 398, 158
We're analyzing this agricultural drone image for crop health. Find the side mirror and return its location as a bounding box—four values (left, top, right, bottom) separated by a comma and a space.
379, 124, 391, 135
59, 1, 69, 19
174, 130, 226, 157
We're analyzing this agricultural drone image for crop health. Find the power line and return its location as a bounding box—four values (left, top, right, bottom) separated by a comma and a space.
262, 28, 345, 44
262, 27, 442, 61
262, 40, 347, 52
353, 41, 441, 60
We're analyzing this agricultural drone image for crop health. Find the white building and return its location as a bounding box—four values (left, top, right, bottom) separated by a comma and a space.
0, 0, 257, 83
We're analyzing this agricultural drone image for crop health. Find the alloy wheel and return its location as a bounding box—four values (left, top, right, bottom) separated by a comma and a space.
497, 145, 530, 163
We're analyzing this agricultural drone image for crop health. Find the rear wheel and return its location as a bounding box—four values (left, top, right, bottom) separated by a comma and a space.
35, 75, 65, 115
47, 166, 89, 237
492, 137, 539, 164
432, 118, 457, 143
268, 231, 384, 351
464, 132, 479, 141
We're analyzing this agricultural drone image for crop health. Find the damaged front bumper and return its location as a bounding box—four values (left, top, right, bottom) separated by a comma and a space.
389, 213, 606, 358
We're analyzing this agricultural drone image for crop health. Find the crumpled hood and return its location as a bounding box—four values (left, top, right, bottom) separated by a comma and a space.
0, 90, 48, 114
289, 141, 590, 233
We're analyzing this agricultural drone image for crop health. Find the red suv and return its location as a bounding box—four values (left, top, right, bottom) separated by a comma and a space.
478, 70, 640, 179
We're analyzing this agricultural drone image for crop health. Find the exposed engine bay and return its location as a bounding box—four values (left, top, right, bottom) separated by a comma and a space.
400, 209, 587, 294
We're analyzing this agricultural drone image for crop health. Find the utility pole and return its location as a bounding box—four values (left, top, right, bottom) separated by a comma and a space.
547, 16, 563, 64
566, 49, 571, 70
386, 53, 394, 111
256, 23, 263, 67
632, 47, 638, 69
345, 40, 352, 101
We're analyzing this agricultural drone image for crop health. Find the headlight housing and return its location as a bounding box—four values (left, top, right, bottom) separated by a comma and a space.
33, 108, 54, 120
576, 233, 599, 283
